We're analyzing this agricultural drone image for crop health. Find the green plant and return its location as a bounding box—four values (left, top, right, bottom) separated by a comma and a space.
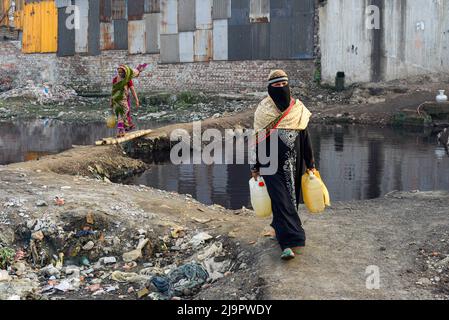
0, 247, 15, 269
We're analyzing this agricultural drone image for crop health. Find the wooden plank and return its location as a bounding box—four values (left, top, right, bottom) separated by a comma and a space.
95, 129, 153, 146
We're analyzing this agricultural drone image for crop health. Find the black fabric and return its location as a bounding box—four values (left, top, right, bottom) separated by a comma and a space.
296, 129, 315, 205
252, 129, 315, 250
268, 85, 291, 112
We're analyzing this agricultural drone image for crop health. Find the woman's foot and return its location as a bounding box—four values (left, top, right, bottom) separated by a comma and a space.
281, 248, 295, 260
116, 132, 125, 138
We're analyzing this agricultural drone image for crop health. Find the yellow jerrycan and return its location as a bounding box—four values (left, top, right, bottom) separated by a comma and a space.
301, 170, 330, 214
106, 112, 117, 129
249, 176, 272, 218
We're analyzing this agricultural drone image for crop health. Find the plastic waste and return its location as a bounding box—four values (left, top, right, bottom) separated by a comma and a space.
301, 170, 331, 214
249, 177, 272, 218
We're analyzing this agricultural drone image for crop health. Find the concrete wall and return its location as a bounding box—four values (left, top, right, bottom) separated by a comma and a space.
320, 0, 449, 85
0, 41, 314, 93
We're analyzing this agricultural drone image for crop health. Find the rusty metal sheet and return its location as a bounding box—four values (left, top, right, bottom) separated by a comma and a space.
227, 24, 251, 60
111, 0, 126, 19
179, 31, 194, 62
100, 0, 112, 22
194, 29, 212, 61
249, 0, 269, 23
57, 6, 75, 56
128, 0, 144, 20
212, 0, 230, 19
160, 33, 179, 63
178, 0, 195, 32
213, 18, 227, 60
113, 19, 128, 49
128, 20, 146, 54
229, 0, 249, 26
145, 12, 160, 53
160, 0, 177, 34
100, 22, 114, 50
74, 0, 89, 53
195, 0, 212, 30
144, 0, 160, 13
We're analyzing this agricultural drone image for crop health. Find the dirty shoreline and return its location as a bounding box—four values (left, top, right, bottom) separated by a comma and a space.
1, 166, 449, 300
1, 74, 449, 127
2, 131, 449, 300
1, 76, 449, 300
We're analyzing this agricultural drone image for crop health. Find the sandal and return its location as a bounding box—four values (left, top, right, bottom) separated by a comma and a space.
281, 248, 295, 260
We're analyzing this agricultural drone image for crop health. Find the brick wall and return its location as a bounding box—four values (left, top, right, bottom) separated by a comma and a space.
0, 41, 315, 94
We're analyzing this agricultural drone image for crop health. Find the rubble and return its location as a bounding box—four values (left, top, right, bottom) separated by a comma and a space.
0, 81, 77, 105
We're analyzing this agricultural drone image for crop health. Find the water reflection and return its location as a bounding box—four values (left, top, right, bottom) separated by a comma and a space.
0, 119, 159, 165
129, 124, 449, 209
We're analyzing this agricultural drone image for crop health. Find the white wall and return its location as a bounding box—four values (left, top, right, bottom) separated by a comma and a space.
320, 0, 449, 85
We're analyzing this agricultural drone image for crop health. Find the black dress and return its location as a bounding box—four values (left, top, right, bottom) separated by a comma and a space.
251, 129, 315, 250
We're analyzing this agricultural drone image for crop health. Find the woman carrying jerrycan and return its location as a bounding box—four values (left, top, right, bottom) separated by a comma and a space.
250, 70, 330, 261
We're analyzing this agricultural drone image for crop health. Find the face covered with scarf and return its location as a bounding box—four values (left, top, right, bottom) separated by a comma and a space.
268, 71, 291, 112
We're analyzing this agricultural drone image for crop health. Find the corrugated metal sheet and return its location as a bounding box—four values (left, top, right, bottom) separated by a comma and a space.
88, 0, 101, 55
75, 0, 89, 53
249, 0, 269, 23
144, 0, 160, 13
41, 1, 58, 52
13, 0, 25, 29
111, 0, 126, 19
160, 0, 177, 34
212, 18, 227, 60
55, 0, 71, 8
291, 8, 314, 59
229, 0, 249, 26
100, 0, 112, 22
22, 1, 58, 53
251, 22, 269, 59
194, 29, 212, 61
212, 0, 230, 19
128, 20, 146, 54
22, 2, 41, 53
113, 19, 128, 49
0, 0, 11, 27
128, 0, 144, 20
100, 22, 114, 50
13, 0, 25, 30
227, 24, 251, 60
270, 0, 293, 19
145, 12, 160, 53
195, 0, 212, 30
178, 0, 195, 32
179, 31, 194, 62
57, 6, 75, 56
160, 33, 179, 63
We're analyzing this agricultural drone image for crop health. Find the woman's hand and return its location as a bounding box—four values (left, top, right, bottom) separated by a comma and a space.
251, 170, 260, 181
135, 99, 140, 109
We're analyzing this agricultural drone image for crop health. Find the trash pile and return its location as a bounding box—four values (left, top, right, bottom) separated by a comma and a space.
0, 80, 77, 105
0, 209, 239, 300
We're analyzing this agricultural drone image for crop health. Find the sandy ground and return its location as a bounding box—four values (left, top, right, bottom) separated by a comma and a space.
2, 76, 449, 300
1, 166, 448, 300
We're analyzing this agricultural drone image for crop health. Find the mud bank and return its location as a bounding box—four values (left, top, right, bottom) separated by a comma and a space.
1, 166, 448, 300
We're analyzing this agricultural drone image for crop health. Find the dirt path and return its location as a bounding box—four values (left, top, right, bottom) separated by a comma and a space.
1, 166, 448, 300
259, 192, 449, 300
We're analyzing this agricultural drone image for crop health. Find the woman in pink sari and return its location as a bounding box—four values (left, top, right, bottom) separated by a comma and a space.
110, 64, 146, 137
